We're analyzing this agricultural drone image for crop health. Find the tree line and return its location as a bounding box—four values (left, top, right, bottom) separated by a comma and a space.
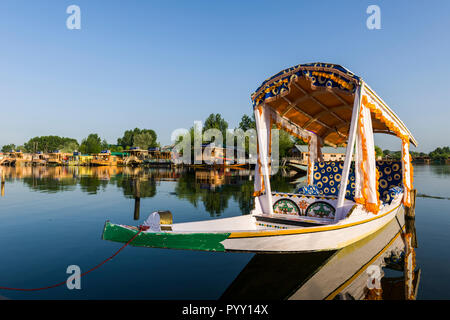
1, 128, 159, 154
174, 113, 298, 158
3, 114, 444, 160
382, 147, 450, 160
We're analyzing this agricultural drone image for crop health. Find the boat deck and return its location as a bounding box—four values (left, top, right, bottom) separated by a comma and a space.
169, 212, 336, 234
254, 214, 332, 228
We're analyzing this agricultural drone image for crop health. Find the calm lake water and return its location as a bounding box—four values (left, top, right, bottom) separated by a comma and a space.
0, 164, 448, 299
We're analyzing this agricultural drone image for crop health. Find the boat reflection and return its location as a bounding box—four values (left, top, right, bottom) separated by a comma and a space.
221, 210, 419, 300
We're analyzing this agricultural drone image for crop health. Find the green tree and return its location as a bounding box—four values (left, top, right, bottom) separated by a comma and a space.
204, 113, 228, 142
429, 146, 450, 160
375, 145, 383, 158
79, 134, 103, 154
1, 144, 16, 152
118, 128, 158, 149
101, 139, 109, 150
133, 132, 155, 149
238, 114, 256, 131
60, 141, 79, 153
278, 129, 295, 158
109, 145, 124, 152
24, 136, 79, 153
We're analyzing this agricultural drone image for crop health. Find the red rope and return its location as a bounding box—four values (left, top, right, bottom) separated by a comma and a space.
0, 228, 144, 292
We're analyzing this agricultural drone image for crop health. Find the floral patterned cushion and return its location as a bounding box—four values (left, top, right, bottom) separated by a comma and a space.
384, 186, 404, 204
312, 161, 403, 201
297, 185, 323, 196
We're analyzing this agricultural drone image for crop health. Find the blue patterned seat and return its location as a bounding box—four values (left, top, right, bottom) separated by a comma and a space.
296, 185, 323, 196
311, 161, 403, 203
384, 186, 404, 205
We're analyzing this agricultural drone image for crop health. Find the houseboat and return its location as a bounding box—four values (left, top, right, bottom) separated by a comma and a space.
143, 147, 172, 166
31, 152, 48, 166
1, 150, 28, 166
90, 150, 122, 166
123, 147, 147, 166
68, 152, 82, 166
103, 62, 417, 253
47, 150, 65, 166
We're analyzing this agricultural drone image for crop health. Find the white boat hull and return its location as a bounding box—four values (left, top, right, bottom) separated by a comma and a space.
221, 203, 403, 253
103, 198, 404, 253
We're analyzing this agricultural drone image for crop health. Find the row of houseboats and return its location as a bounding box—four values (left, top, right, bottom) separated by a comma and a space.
0, 148, 172, 167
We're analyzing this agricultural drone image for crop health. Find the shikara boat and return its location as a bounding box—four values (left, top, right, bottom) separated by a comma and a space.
103, 62, 417, 253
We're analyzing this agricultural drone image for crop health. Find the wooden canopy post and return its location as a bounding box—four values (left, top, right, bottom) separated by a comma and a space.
405, 189, 417, 219
335, 83, 363, 221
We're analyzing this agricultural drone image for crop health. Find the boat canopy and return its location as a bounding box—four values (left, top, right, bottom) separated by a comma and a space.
251, 63, 417, 147
251, 62, 416, 220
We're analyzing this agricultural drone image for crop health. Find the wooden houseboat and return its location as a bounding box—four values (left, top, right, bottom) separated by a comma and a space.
68, 152, 82, 166
31, 152, 48, 166
1, 150, 28, 166
123, 148, 147, 166
90, 150, 122, 166
143, 147, 172, 166
47, 150, 65, 166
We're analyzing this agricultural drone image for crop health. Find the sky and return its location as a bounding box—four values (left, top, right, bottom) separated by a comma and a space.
0, 0, 449, 152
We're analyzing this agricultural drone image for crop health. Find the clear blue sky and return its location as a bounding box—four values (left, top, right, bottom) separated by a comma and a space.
1, 0, 449, 152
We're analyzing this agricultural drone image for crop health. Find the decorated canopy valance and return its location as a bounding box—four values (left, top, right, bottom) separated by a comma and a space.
251, 62, 417, 148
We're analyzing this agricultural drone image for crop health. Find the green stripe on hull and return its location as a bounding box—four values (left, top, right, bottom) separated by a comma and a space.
102, 221, 230, 252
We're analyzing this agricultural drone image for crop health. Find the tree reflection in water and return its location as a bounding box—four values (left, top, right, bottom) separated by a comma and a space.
175, 168, 297, 217
1, 165, 299, 217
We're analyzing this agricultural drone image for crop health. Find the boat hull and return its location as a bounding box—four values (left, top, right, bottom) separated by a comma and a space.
223, 206, 403, 252
102, 203, 403, 253
102, 221, 231, 252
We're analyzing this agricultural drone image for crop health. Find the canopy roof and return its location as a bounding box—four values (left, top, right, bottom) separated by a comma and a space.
251, 62, 417, 147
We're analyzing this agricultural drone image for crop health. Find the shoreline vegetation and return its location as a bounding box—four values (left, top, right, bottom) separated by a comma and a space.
0, 113, 448, 165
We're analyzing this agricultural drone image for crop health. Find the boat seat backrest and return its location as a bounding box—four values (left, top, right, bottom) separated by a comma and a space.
376, 161, 403, 201
312, 161, 403, 202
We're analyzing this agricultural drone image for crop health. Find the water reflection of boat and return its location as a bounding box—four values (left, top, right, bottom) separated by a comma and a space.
221, 210, 419, 300
103, 63, 418, 253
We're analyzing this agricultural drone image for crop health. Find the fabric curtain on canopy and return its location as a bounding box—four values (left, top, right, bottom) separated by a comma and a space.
307, 135, 323, 185
354, 97, 380, 214
402, 140, 413, 207
360, 85, 414, 208
253, 104, 274, 214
